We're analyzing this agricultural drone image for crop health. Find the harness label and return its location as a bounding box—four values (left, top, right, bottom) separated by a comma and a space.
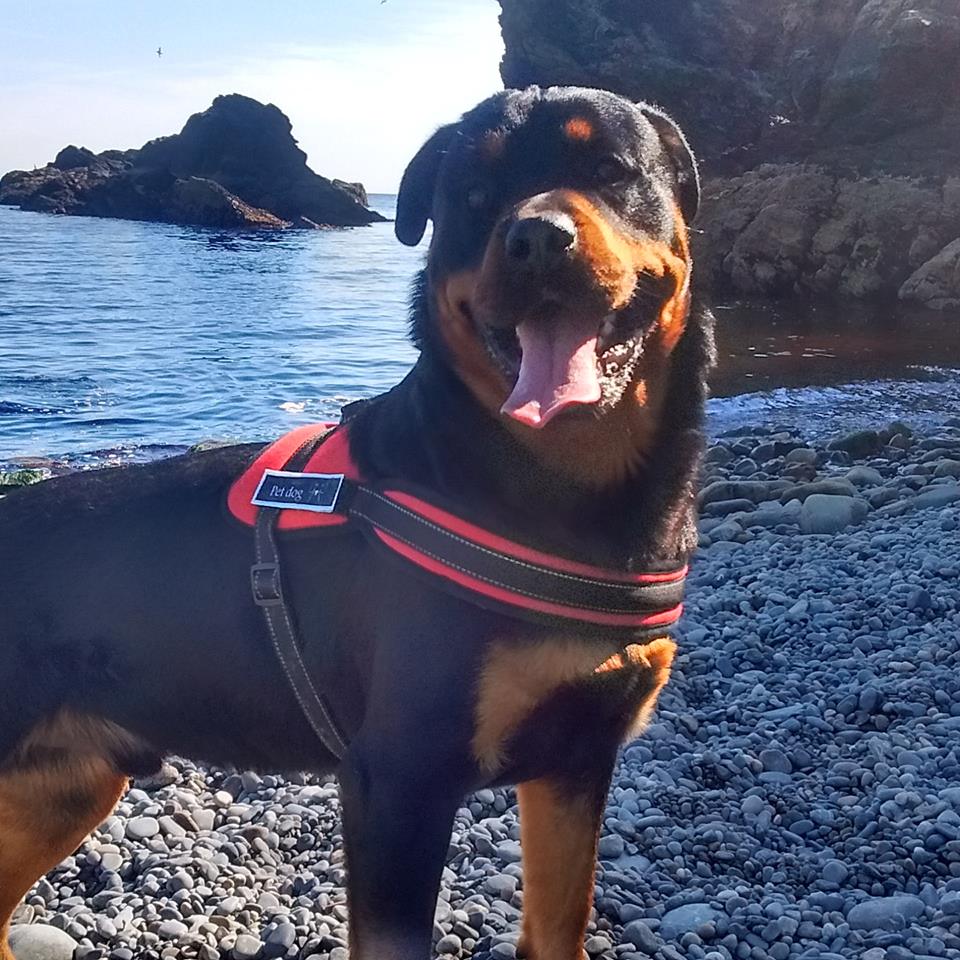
252, 469, 345, 514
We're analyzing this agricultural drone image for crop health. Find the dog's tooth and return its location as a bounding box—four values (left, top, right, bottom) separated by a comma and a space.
600, 313, 617, 339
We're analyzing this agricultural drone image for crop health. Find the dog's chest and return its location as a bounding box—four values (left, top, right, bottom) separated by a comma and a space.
471, 635, 675, 784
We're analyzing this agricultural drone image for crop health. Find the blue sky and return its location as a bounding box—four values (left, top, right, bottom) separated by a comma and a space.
0, 0, 504, 192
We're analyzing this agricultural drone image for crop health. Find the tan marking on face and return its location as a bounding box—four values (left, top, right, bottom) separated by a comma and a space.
650, 204, 693, 353
517, 778, 602, 960
472, 636, 676, 774
563, 191, 690, 313
435, 268, 509, 412
0, 713, 132, 956
564, 117, 595, 142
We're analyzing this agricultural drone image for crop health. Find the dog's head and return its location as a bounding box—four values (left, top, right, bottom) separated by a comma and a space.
397, 86, 699, 431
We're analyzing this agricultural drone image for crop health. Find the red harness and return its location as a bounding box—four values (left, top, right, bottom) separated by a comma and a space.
229, 422, 687, 633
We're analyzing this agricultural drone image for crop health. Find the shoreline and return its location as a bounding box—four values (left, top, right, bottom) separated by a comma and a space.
5, 384, 960, 480
7, 418, 960, 959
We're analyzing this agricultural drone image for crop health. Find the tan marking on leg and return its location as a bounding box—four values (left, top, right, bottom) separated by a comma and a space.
517, 778, 601, 960
512, 641, 674, 960
473, 638, 619, 775
623, 636, 676, 737
473, 636, 676, 775
0, 713, 135, 958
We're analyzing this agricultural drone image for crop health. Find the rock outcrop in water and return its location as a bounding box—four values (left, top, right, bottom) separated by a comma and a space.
498, 0, 960, 310
0, 95, 384, 230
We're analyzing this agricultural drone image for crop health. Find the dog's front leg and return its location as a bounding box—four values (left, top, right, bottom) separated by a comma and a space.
516, 762, 615, 960
339, 740, 462, 960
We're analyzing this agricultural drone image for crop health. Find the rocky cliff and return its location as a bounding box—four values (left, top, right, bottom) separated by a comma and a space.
499, 0, 960, 309
0, 95, 384, 230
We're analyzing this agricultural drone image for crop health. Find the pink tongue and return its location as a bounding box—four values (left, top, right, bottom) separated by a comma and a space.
500, 316, 602, 428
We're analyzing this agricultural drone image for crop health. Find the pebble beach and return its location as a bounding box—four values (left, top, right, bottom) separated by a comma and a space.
8, 415, 960, 960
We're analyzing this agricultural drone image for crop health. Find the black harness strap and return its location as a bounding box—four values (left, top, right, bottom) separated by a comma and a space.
250, 429, 349, 760
348, 485, 686, 621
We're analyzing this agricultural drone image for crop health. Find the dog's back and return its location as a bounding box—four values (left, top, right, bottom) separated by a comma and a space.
0, 444, 263, 766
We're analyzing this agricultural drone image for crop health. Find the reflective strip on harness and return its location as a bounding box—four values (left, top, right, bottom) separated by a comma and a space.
349, 487, 685, 629
229, 423, 686, 632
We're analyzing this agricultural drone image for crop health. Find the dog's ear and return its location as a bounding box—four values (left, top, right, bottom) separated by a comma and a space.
396, 123, 458, 246
638, 105, 700, 223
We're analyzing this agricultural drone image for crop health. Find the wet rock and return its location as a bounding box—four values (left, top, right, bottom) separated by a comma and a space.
700, 480, 784, 507
704, 445, 735, 466
846, 466, 883, 486
822, 859, 849, 886
933, 459, 960, 478
847, 895, 925, 931
597, 835, 625, 859
900, 238, 960, 310
231, 934, 263, 960
0, 95, 382, 229
659, 903, 719, 940
125, 817, 159, 841
169, 177, 289, 229
785, 447, 818, 465
622, 920, 659, 954
702, 498, 756, 518
800, 493, 869, 534
828, 430, 882, 458
483, 874, 518, 901
759, 748, 793, 774
780, 479, 858, 503
8, 925, 79, 960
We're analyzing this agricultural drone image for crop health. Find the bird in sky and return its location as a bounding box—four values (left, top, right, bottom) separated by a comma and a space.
156, 46, 163, 58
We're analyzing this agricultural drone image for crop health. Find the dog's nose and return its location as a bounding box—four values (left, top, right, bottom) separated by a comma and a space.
504, 213, 577, 272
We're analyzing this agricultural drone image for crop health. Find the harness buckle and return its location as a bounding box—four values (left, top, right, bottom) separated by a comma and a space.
251, 562, 284, 607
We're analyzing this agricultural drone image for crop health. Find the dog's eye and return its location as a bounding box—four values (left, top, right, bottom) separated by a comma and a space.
595, 157, 628, 183
467, 186, 487, 210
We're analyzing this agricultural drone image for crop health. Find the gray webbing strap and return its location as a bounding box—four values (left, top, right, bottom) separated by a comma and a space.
249, 431, 348, 760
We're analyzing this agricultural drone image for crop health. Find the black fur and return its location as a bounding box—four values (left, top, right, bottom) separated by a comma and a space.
0, 86, 714, 960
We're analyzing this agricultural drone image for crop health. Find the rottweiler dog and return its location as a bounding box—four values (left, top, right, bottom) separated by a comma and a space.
0, 86, 713, 960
